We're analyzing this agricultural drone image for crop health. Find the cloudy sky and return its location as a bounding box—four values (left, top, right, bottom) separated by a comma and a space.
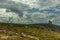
0, 0, 60, 25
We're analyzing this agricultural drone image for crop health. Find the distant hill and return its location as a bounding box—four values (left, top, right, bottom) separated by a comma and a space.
0, 22, 60, 32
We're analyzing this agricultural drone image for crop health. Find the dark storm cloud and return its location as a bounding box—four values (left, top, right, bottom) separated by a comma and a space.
0, 0, 7, 2
0, 1, 31, 17
8, 7, 23, 17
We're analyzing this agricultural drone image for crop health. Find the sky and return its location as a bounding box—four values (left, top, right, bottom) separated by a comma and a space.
0, 0, 60, 25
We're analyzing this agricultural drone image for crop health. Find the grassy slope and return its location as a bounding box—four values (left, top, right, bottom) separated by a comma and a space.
0, 23, 60, 40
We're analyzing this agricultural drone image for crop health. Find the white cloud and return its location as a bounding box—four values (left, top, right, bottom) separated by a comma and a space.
0, 0, 60, 25
11, 0, 60, 9
0, 8, 18, 17
30, 12, 60, 24
0, 8, 19, 23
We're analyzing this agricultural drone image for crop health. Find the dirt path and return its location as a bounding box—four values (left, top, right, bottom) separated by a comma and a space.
21, 33, 39, 40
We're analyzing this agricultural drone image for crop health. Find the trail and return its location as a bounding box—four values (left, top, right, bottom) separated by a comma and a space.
21, 33, 39, 40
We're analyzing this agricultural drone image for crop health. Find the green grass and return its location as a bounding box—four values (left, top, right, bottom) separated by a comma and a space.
0, 23, 60, 40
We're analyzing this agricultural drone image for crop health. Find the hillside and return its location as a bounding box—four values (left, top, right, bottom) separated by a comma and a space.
0, 23, 60, 40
